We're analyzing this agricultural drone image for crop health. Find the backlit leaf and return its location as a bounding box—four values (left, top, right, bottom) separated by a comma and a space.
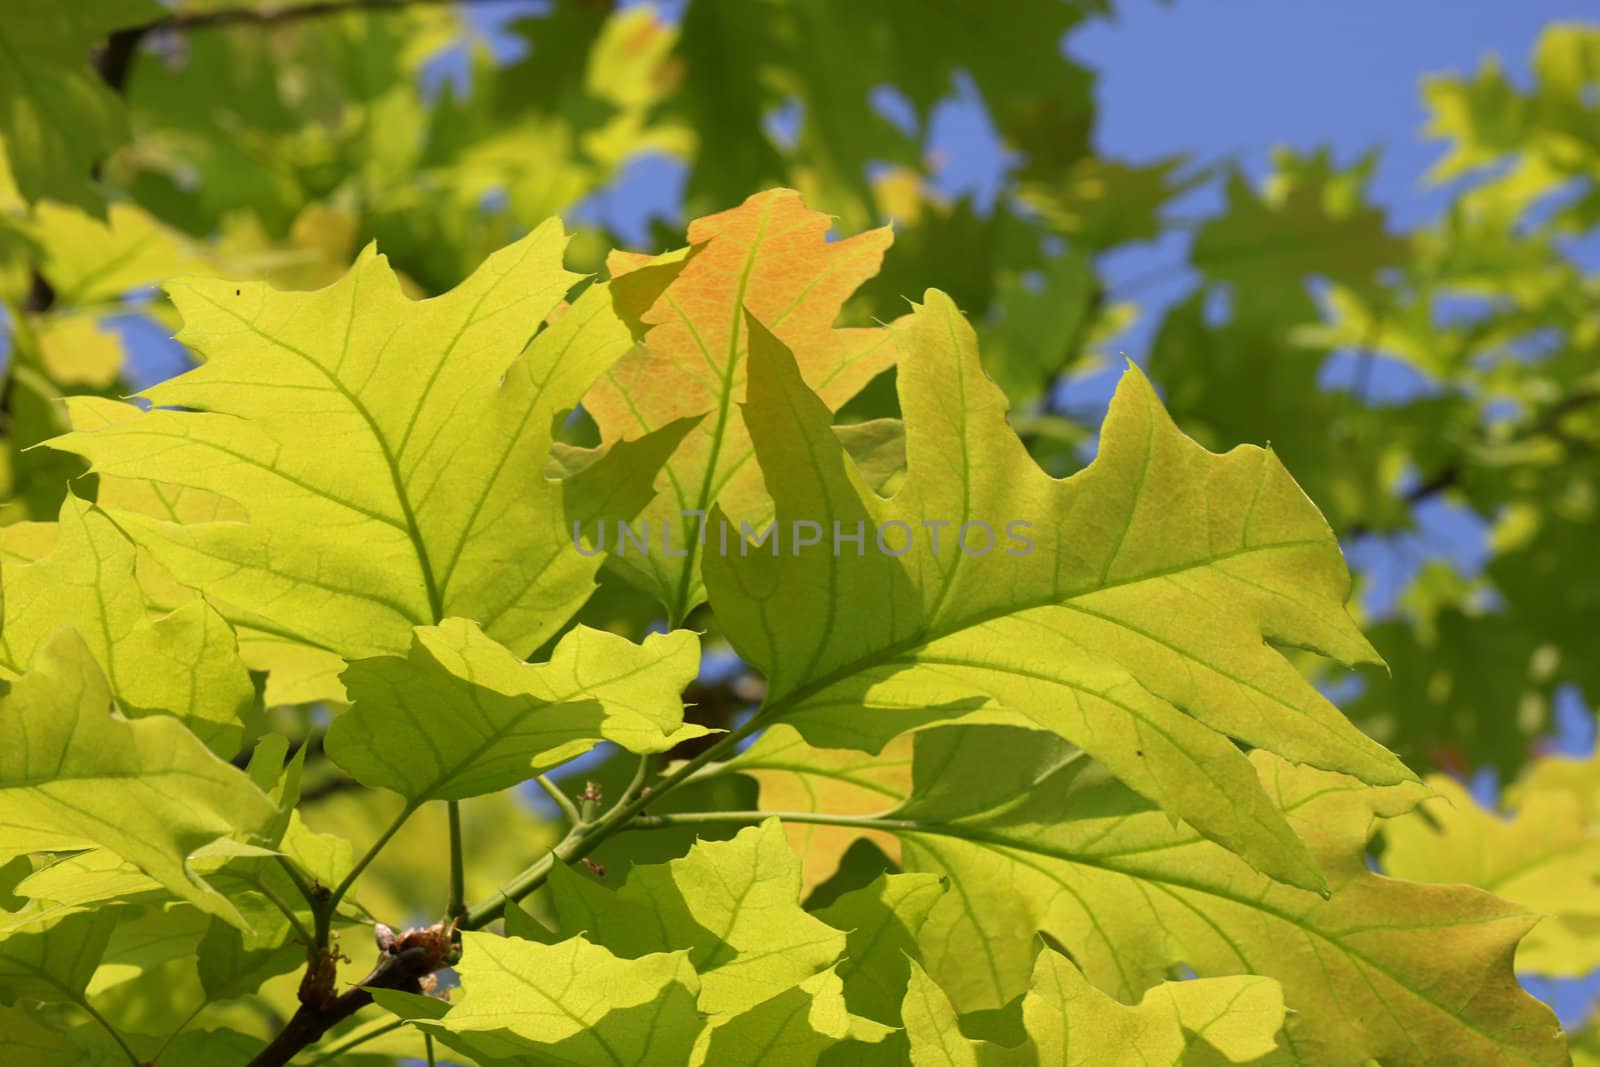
582, 188, 896, 621
326, 618, 705, 803
705, 294, 1409, 890
0, 495, 254, 756
0, 630, 278, 926
49, 224, 677, 668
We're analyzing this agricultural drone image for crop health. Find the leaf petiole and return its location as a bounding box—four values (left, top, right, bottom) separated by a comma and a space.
465, 716, 767, 929
77, 994, 143, 1067
321, 800, 420, 944
147, 999, 208, 1064
445, 799, 466, 923
298, 1017, 408, 1066
533, 773, 583, 825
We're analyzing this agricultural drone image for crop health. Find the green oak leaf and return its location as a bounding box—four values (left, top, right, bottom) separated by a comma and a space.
0, 1001, 83, 1067
0, 630, 278, 927
16, 824, 354, 951
0, 363, 88, 526
691, 967, 894, 1065
0, 902, 117, 1012
386, 932, 705, 1066
0, 494, 253, 756
546, 819, 847, 1015
25, 200, 215, 308
1191, 150, 1410, 294
720, 722, 914, 893
48, 222, 681, 671
885, 726, 1565, 1065
835, 419, 909, 496
1018, 946, 1286, 1066
0, 1, 163, 214
704, 294, 1410, 891
581, 188, 897, 622
149, 1029, 287, 1067
813, 871, 947, 1026
1385, 773, 1600, 978
326, 617, 706, 803
902, 950, 1287, 1067
902, 959, 991, 1067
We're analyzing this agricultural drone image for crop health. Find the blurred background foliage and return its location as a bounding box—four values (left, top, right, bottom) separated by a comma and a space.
2, 0, 1599, 1048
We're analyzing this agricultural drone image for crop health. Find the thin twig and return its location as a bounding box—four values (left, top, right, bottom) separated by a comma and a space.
298, 1018, 408, 1067
243, 941, 445, 1067
446, 799, 466, 922
464, 717, 765, 929
622, 754, 651, 806
321, 802, 419, 944
148, 1000, 208, 1064
77, 996, 142, 1067
533, 773, 583, 825
144, 0, 531, 35
257, 863, 317, 950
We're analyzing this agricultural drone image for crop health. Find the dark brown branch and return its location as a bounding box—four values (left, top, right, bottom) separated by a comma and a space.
94, 28, 144, 93
244, 925, 454, 1067
94, 0, 539, 100
1346, 388, 1600, 538
22, 273, 55, 315
142, 0, 533, 36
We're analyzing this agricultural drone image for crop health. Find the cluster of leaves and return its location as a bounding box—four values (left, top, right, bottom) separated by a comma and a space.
0, 1, 1596, 1065
0, 183, 1575, 1065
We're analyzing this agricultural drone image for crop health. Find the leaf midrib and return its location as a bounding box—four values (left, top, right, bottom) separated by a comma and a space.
667, 196, 776, 623
898, 816, 1547, 1064
766, 537, 1329, 720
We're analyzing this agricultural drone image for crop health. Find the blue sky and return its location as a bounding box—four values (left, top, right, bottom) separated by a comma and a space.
1069, 0, 1600, 347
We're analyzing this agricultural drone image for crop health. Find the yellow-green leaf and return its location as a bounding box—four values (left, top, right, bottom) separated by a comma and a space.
546, 818, 846, 1015
1019, 946, 1286, 1066
583, 188, 896, 621
48, 224, 675, 668
0, 1, 163, 214
705, 295, 1409, 892
1386, 772, 1600, 978
0, 630, 278, 927
393, 932, 705, 1066
0, 495, 254, 756
326, 618, 705, 803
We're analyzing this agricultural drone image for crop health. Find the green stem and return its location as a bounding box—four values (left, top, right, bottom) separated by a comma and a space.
631, 809, 914, 832
322, 801, 418, 944
626, 803, 1102, 864
254, 868, 315, 950
149, 1000, 207, 1064
78, 995, 142, 1067
534, 773, 582, 825
622, 753, 652, 804
462, 824, 584, 929
465, 718, 761, 929
273, 854, 317, 911
446, 799, 466, 922
298, 1018, 408, 1067
425, 1032, 438, 1067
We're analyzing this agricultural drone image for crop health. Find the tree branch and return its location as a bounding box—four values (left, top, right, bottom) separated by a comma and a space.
144, 0, 534, 36
94, 0, 541, 97
1346, 388, 1600, 538
532, 773, 583, 825
463, 716, 764, 929
244, 933, 447, 1067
